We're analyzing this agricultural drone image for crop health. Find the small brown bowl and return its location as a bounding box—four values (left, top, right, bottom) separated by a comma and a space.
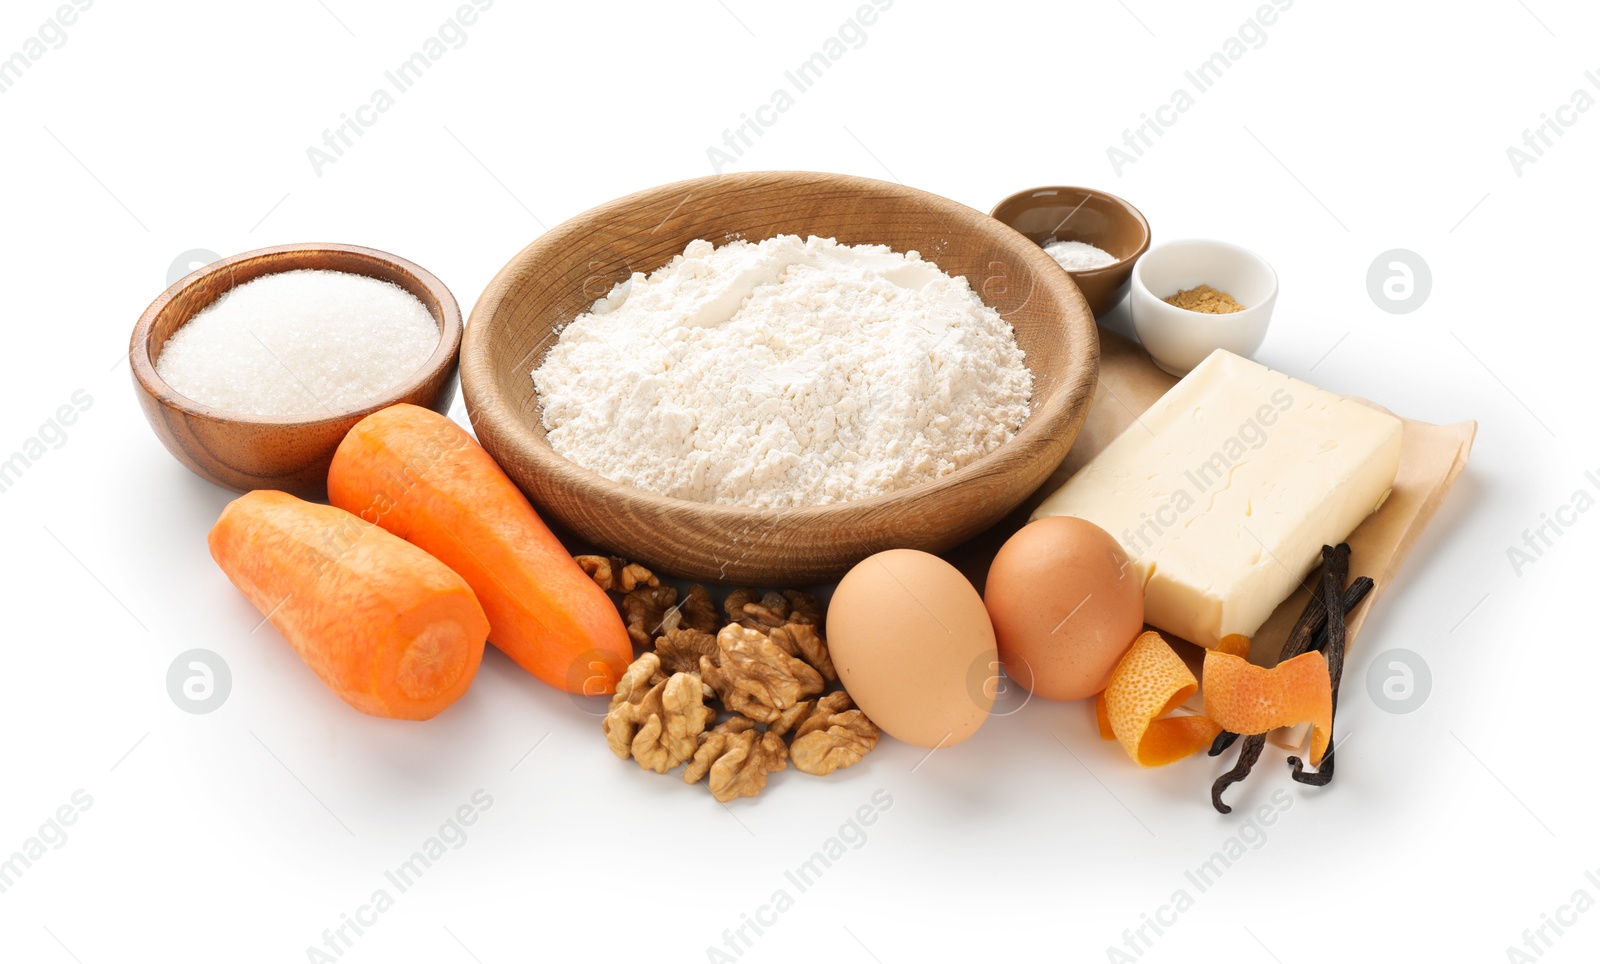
130, 242, 462, 499
990, 186, 1151, 317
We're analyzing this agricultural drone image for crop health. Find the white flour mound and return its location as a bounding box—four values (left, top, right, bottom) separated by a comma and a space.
532, 234, 1033, 508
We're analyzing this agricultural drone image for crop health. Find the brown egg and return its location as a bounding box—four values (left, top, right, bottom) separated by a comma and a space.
827, 549, 996, 748
984, 516, 1144, 701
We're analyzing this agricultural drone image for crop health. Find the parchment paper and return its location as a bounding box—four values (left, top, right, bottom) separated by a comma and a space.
945, 329, 1477, 750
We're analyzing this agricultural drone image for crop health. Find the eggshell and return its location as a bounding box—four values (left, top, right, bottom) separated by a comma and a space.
984, 516, 1144, 701
827, 549, 996, 748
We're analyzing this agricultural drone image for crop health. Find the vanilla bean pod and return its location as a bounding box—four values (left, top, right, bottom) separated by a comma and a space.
1211, 734, 1266, 814
1309, 576, 1374, 654
1208, 730, 1240, 757
1289, 545, 1354, 786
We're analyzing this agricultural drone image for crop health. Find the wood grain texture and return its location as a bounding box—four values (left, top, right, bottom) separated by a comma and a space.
461, 171, 1100, 584
130, 243, 462, 499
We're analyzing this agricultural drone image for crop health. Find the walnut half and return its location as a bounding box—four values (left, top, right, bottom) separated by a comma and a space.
601, 653, 713, 774
575, 555, 659, 593
655, 627, 719, 677
790, 691, 879, 776
768, 623, 837, 683
725, 589, 823, 631
684, 717, 789, 802
700, 625, 824, 724
622, 585, 678, 648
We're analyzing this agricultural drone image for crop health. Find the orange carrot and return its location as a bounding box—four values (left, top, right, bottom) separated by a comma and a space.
208, 490, 488, 720
327, 404, 632, 695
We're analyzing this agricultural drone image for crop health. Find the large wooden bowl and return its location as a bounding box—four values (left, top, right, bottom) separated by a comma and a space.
462, 172, 1099, 584
131, 243, 462, 499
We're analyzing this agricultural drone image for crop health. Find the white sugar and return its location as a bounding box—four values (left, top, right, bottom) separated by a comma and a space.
156, 269, 439, 418
1043, 239, 1119, 271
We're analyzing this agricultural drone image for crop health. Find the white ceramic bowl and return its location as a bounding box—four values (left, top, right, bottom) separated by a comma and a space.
1129, 239, 1277, 376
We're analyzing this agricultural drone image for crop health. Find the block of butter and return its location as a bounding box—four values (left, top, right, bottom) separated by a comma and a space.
1032, 349, 1403, 649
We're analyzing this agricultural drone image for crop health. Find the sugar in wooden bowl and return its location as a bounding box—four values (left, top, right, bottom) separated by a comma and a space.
156, 268, 439, 418
130, 243, 463, 498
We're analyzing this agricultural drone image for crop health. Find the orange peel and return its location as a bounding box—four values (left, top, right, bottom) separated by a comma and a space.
1217, 634, 1252, 659
1102, 632, 1222, 767
1095, 690, 1114, 740
1202, 650, 1333, 766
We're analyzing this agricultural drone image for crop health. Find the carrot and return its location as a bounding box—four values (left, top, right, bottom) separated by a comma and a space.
327, 403, 632, 695
208, 490, 488, 721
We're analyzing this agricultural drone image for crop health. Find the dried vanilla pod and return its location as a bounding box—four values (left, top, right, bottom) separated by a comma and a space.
622, 584, 679, 648
1211, 733, 1266, 815
790, 692, 879, 776
1309, 577, 1373, 655
601, 653, 714, 773
1289, 545, 1357, 787
699, 624, 825, 724
1208, 731, 1240, 758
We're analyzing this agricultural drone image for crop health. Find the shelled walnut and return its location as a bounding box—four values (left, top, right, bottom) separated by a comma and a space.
725, 589, 823, 631
575, 555, 659, 593
768, 623, 837, 682
602, 653, 713, 774
789, 692, 879, 776
699, 625, 825, 725
683, 717, 789, 802
621, 585, 678, 648
621, 583, 722, 649
596, 576, 879, 802
677, 584, 721, 635
655, 627, 720, 677
767, 697, 818, 738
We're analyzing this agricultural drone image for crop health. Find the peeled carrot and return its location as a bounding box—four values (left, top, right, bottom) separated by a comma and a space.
327, 404, 632, 695
208, 490, 489, 720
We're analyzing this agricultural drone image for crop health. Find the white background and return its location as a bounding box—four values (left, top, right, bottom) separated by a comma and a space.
1, 1, 1595, 961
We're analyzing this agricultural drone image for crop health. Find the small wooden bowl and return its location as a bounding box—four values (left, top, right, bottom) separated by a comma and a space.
130, 243, 462, 499
990, 186, 1152, 317
463, 171, 1100, 585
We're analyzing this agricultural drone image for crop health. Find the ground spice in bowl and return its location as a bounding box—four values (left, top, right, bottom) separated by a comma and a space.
1164, 284, 1244, 314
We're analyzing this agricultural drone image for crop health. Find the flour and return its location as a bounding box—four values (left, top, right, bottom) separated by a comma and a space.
532, 235, 1033, 508
1043, 239, 1118, 271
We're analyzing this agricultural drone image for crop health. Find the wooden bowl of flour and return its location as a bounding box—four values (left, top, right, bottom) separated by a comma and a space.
462, 171, 1099, 584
